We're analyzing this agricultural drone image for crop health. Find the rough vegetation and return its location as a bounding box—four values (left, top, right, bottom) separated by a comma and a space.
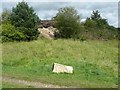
53, 8, 118, 40
82, 10, 118, 40
2, 39, 118, 88
1, 2, 118, 42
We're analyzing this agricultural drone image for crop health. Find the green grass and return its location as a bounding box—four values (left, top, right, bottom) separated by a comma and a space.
2, 39, 118, 88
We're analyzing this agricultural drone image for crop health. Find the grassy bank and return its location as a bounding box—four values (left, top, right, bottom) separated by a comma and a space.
2, 39, 118, 88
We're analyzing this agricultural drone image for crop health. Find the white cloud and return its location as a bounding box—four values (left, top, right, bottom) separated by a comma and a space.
81, 19, 86, 22
37, 10, 58, 20
0, 1, 119, 27
101, 12, 118, 27
112, 21, 118, 27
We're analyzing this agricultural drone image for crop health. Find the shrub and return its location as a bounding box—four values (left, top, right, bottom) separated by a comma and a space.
83, 10, 118, 40
84, 18, 97, 28
17, 27, 39, 41
2, 23, 25, 42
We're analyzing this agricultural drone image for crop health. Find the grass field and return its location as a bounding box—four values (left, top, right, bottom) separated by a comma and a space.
2, 38, 118, 88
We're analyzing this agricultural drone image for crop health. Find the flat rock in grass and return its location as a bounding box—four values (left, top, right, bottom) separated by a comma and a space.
52, 63, 73, 73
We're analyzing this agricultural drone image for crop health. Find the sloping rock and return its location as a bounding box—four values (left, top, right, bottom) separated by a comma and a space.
38, 28, 54, 39
52, 63, 73, 74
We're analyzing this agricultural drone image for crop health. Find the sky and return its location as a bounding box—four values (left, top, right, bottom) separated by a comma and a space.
0, 0, 119, 27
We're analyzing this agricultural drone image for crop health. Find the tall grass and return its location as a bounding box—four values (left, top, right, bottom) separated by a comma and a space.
2, 39, 118, 88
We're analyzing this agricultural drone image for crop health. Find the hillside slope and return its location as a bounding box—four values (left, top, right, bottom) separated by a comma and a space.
2, 39, 118, 88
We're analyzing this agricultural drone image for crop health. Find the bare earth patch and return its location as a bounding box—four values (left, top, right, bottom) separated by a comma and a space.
2, 76, 67, 88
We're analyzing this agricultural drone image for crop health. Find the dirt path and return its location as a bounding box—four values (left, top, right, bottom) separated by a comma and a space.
2, 76, 67, 88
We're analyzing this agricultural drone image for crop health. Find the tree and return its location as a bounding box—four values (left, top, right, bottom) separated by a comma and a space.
1, 9, 11, 24
9, 1, 40, 41
53, 7, 81, 38
84, 18, 97, 28
90, 10, 108, 28
84, 10, 117, 40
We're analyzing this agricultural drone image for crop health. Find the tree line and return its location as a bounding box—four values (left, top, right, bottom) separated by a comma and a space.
0, 1, 118, 42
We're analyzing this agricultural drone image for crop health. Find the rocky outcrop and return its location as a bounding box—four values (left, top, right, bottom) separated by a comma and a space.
39, 20, 55, 28
38, 28, 54, 39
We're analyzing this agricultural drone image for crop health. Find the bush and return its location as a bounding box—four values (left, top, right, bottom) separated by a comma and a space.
84, 18, 97, 28
2, 23, 26, 42
53, 7, 81, 38
83, 10, 118, 40
17, 27, 39, 41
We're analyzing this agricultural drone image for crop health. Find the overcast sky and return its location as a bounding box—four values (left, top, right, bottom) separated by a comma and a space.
1, 0, 119, 27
